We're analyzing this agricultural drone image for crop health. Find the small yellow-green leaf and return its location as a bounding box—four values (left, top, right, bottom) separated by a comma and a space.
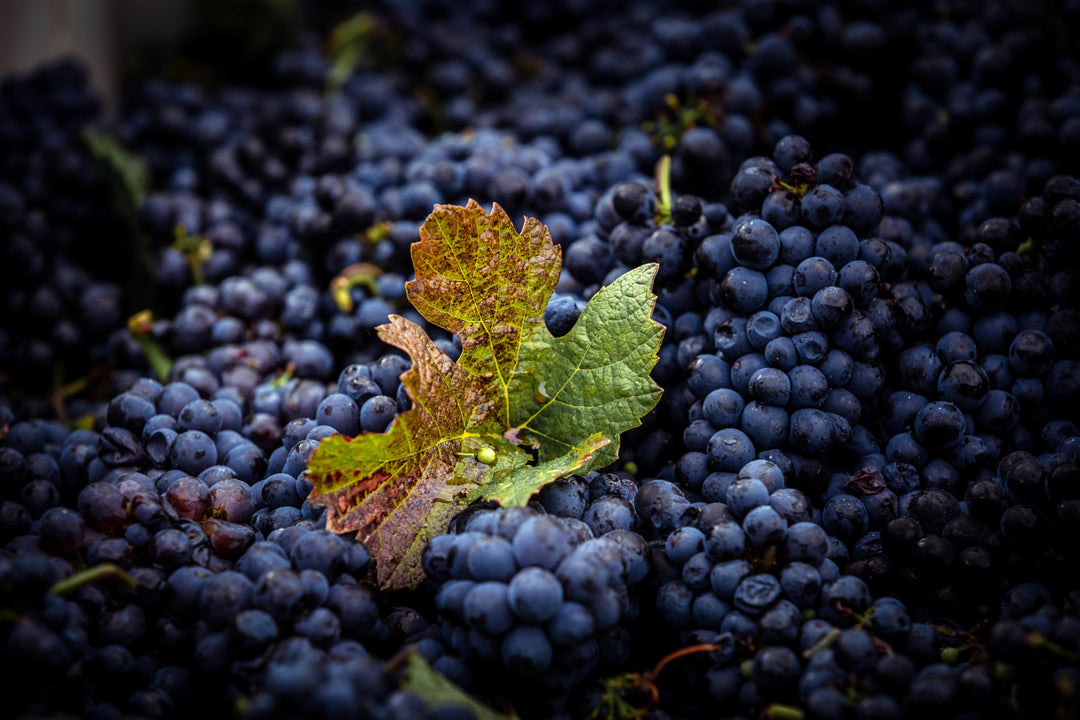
480, 433, 609, 508
399, 653, 519, 720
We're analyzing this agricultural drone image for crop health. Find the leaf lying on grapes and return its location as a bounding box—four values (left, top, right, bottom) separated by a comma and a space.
308, 200, 664, 591
398, 652, 518, 720
81, 127, 157, 314
81, 127, 150, 207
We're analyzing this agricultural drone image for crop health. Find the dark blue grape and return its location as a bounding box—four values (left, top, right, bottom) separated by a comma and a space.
718, 267, 769, 314
696, 234, 737, 279
730, 216, 781, 270
764, 336, 800, 370
937, 361, 990, 411
913, 401, 966, 448
793, 256, 838, 297
501, 624, 552, 674
707, 428, 757, 472
746, 311, 784, 350
512, 515, 572, 570
656, 580, 695, 627
742, 505, 787, 548
778, 226, 815, 265
1008, 329, 1055, 377
801, 185, 845, 228
733, 573, 782, 616
704, 521, 747, 563
964, 262, 1012, 312
315, 393, 360, 436
687, 355, 732, 398
544, 295, 585, 337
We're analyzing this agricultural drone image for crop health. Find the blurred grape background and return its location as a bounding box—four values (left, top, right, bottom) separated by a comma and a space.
0, 0, 327, 116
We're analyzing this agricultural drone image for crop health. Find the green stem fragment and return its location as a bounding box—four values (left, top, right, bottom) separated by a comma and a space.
803, 626, 842, 659
49, 563, 136, 597
774, 177, 814, 199
81, 127, 149, 207
1028, 632, 1080, 662
172, 225, 211, 286
643, 93, 720, 151
994, 661, 1016, 682
49, 361, 108, 425
655, 155, 673, 226
588, 644, 724, 720
765, 704, 806, 720
941, 645, 965, 664
395, 651, 517, 720
588, 676, 651, 720
1017, 237, 1040, 256
364, 220, 393, 245
54, 369, 93, 399
330, 262, 384, 312
328, 45, 363, 94
270, 362, 295, 389
457, 446, 497, 465
128, 310, 173, 382
326, 12, 380, 93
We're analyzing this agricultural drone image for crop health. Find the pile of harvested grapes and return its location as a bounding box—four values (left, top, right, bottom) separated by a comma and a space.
2, 1, 1079, 718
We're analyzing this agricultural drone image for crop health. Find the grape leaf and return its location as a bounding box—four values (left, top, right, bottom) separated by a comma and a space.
462, 432, 609, 509
307, 200, 663, 591
507, 263, 666, 472
407, 197, 561, 428
82, 127, 149, 207
81, 127, 157, 314
398, 652, 518, 720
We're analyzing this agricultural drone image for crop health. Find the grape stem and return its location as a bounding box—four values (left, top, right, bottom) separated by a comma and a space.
128, 310, 173, 382
49, 563, 137, 597
588, 643, 723, 719
647, 642, 721, 681
655, 155, 673, 225
765, 704, 806, 720
330, 262, 384, 312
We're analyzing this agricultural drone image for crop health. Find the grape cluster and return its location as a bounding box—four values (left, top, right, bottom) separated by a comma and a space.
2, 0, 1080, 718
420, 504, 649, 714
0, 60, 137, 404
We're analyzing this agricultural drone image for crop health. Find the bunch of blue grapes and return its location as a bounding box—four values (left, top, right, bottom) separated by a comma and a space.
0, 348, 422, 717
420, 504, 651, 713
0, 59, 142, 400
2, 0, 1080, 718
683, 584, 950, 719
